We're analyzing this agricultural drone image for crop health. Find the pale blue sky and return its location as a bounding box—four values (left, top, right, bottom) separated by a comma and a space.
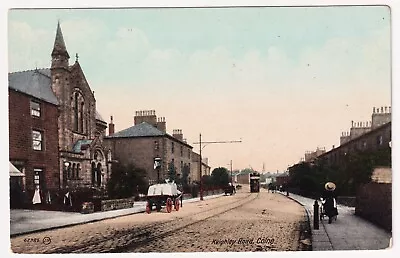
6, 6, 392, 172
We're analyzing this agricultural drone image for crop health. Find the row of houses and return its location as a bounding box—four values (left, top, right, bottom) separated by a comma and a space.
291, 106, 391, 175
8, 22, 210, 208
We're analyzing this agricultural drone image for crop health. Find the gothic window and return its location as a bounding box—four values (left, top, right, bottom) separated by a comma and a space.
76, 164, 80, 179
70, 163, 76, 179
32, 130, 43, 151
74, 92, 79, 131
80, 102, 84, 133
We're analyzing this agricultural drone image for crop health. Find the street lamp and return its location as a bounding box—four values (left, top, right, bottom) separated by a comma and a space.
154, 157, 162, 183
63, 161, 70, 189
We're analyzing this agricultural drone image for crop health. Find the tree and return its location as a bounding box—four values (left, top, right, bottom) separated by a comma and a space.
181, 164, 190, 187
167, 161, 176, 182
211, 167, 230, 187
107, 162, 147, 199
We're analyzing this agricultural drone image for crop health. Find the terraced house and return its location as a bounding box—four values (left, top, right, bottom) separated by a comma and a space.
8, 22, 111, 208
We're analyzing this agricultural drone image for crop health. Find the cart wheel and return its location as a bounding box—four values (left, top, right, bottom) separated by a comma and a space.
174, 199, 180, 211
146, 202, 151, 214
166, 198, 173, 213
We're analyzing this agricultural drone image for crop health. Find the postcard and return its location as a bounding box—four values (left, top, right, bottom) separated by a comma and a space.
5, 1, 395, 256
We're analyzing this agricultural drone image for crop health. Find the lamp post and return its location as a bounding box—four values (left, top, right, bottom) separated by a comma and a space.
154, 157, 162, 184
63, 161, 70, 189
193, 134, 242, 201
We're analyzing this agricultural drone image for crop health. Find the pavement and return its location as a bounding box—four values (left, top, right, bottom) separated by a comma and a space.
281, 192, 392, 251
10, 193, 224, 236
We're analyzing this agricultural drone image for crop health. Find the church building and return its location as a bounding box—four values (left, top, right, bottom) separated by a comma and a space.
8, 22, 112, 207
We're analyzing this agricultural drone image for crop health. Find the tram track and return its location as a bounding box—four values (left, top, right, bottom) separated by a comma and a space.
113, 192, 260, 253
43, 192, 259, 253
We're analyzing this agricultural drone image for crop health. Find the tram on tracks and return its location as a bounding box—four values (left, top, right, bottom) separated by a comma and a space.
250, 172, 260, 192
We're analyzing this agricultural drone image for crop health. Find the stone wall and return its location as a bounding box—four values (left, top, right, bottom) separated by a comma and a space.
355, 182, 392, 232
337, 196, 356, 207
101, 198, 135, 212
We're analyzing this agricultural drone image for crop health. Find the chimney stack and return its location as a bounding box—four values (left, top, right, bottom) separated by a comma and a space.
134, 109, 157, 126
173, 129, 184, 141
155, 117, 166, 133
108, 115, 115, 136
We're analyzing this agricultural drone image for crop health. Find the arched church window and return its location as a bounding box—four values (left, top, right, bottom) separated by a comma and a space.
74, 92, 79, 131
80, 102, 84, 133
76, 164, 80, 179
72, 163, 76, 179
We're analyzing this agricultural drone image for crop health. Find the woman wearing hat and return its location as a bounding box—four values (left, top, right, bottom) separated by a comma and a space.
321, 182, 338, 223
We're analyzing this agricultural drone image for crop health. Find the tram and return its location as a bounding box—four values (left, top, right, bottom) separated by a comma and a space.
250, 172, 260, 192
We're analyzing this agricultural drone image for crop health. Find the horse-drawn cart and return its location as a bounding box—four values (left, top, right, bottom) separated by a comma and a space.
146, 181, 183, 213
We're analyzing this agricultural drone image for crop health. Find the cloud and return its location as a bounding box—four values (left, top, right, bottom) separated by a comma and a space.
8, 21, 53, 71
61, 18, 107, 57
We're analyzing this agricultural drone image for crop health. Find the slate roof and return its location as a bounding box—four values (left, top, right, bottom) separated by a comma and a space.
8, 69, 59, 105
107, 122, 165, 138
73, 139, 93, 153
96, 111, 106, 123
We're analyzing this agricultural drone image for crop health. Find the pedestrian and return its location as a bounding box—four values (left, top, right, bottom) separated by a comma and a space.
32, 185, 41, 205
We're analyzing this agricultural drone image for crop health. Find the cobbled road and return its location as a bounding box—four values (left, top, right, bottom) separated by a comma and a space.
10, 188, 305, 253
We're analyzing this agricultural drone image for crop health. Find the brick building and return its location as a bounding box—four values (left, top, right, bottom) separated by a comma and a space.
104, 110, 195, 185
340, 106, 391, 145
8, 69, 60, 206
318, 121, 391, 167
8, 22, 111, 206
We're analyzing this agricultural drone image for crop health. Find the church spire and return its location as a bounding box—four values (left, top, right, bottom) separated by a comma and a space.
51, 21, 70, 69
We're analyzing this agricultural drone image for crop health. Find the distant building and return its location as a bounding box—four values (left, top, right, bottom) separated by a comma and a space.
191, 152, 211, 182
305, 147, 326, 162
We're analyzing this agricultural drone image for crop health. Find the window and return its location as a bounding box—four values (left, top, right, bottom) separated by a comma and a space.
74, 92, 79, 131
172, 142, 174, 153
188, 149, 191, 159
76, 164, 80, 179
33, 168, 44, 188
70, 163, 76, 179
180, 146, 183, 156
30, 101, 41, 117
154, 141, 159, 150
80, 102, 84, 133
32, 130, 43, 151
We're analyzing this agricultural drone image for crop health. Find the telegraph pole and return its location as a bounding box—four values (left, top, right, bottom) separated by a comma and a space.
230, 160, 233, 185
194, 135, 241, 201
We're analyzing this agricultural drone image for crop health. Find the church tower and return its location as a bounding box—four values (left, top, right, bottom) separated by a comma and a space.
51, 21, 70, 69
50, 21, 71, 151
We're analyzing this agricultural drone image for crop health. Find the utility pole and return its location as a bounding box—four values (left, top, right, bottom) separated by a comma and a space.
230, 160, 233, 185
193, 135, 241, 201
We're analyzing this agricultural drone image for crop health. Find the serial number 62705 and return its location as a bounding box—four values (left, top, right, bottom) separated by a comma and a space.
24, 238, 40, 243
